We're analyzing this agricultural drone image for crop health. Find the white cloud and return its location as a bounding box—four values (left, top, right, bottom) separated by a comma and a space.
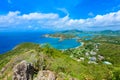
0, 10, 120, 31
21, 13, 59, 20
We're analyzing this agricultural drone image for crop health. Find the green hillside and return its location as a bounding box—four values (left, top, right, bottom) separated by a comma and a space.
0, 42, 120, 80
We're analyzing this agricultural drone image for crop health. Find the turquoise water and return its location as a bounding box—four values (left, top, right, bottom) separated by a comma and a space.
0, 32, 81, 54
39, 38, 81, 49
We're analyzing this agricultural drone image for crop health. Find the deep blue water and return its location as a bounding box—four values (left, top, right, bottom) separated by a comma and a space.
0, 32, 81, 54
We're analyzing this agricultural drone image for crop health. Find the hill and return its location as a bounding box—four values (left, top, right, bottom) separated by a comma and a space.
0, 42, 120, 80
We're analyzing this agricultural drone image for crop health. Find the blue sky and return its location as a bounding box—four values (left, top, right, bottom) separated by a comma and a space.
0, 0, 120, 31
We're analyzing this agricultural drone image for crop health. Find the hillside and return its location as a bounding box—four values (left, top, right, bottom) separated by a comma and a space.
0, 42, 120, 80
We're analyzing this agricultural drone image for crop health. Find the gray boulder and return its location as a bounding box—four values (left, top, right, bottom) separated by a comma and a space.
34, 70, 56, 80
13, 60, 34, 80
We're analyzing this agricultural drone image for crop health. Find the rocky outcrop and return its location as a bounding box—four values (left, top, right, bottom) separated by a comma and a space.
13, 60, 34, 80
12, 60, 77, 80
12, 60, 56, 80
34, 70, 56, 80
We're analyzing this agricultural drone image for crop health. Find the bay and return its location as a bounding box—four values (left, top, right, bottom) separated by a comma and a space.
0, 32, 81, 54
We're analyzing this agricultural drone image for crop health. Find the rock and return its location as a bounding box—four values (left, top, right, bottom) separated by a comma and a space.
34, 70, 56, 80
0, 67, 6, 75
13, 60, 34, 80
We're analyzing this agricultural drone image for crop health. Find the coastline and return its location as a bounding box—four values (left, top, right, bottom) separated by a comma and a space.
72, 42, 84, 49
61, 42, 84, 51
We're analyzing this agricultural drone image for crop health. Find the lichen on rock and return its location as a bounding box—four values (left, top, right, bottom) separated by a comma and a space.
13, 60, 34, 80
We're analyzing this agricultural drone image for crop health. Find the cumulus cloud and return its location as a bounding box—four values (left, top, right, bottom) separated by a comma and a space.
0, 10, 120, 31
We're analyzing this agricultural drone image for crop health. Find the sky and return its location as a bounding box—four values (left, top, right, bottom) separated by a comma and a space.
0, 0, 120, 31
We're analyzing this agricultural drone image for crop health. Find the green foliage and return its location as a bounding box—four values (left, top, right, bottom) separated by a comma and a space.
48, 33, 76, 40
112, 68, 120, 80
98, 43, 120, 66
84, 43, 94, 51
0, 42, 40, 70
0, 42, 119, 80
92, 35, 120, 45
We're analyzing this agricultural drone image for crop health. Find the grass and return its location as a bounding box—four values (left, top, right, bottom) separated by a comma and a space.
98, 43, 120, 66
0, 42, 119, 80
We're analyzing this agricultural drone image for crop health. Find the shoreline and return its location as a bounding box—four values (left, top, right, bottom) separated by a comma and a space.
61, 42, 84, 51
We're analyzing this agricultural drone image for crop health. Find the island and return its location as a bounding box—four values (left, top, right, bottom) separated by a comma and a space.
43, 33, 76, 41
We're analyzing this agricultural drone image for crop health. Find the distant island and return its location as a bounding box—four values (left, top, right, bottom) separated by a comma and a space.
43, 30, 86, 41
43, 33, 76, 41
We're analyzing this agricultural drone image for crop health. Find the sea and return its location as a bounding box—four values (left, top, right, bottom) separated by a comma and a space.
0, 32, 82, 54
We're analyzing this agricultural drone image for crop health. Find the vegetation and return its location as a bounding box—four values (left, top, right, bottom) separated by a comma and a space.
0, 30, 120, 80
43, 30, 81, 41
0, 42, 119, 80
91, 35, 120, 45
